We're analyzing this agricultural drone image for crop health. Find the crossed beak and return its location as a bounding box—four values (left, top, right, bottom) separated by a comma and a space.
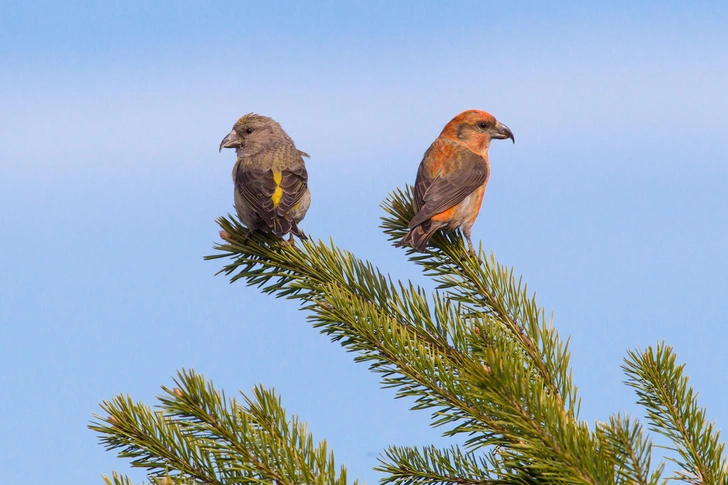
219, 130, 241, 152
493, 121, 515, 144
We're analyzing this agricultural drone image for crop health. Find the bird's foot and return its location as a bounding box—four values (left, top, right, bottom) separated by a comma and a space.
280, 234, 296, 247
461, 237, 483, 264
239, 227, 259, 244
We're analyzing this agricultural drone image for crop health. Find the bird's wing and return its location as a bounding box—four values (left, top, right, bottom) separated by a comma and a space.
273, 165, 308, 216
409, 146, 489, 229
236, 162, 308, 230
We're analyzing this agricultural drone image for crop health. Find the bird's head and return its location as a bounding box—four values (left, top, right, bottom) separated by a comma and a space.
441, 109, 514, 154
219, 113, 292, 157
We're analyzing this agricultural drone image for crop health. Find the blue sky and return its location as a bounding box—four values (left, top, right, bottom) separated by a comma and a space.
1, 1, 727, 483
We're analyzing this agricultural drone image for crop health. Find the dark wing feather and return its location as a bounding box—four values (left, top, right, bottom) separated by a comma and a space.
237, 169, 276, 228
236, 164, 308, 233
412, 147, 432, 214
408, 148, 489, 229
275, 165, 308, 216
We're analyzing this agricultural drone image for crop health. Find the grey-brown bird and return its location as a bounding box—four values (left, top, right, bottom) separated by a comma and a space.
219, 113, 311, 242
397, 109, 514, 255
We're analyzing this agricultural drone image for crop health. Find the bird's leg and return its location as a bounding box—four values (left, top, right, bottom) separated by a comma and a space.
466, 235, 476, 255
461, 229, 483, 264
284, 226, 308, 246
240, 223, 261, 244
280, 233, 295, 247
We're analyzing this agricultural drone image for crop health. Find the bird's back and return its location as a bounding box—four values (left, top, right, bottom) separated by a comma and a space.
233, 143, 310, 238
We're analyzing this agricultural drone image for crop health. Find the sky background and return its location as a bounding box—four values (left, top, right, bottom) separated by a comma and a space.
1, 1, 727, 483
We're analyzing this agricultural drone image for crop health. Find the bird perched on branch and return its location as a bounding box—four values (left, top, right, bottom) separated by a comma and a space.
219, 113, 311, 242
397, 109, 514, 256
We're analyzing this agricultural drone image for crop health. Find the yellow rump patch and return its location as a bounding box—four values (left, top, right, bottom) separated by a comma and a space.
271, 171, 283, 207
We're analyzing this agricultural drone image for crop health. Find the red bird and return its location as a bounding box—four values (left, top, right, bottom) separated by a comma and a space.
397, 110, 514, 255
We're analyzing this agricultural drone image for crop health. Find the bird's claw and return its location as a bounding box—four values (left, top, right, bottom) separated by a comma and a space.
280, 234, 296, 247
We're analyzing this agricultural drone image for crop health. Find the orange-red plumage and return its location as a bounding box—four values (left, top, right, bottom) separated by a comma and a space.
397, 109, 514, 255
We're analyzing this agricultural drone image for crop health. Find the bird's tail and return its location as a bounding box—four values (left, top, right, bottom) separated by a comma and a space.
289, 220, 307, 240
396, 220, 438, 252
271, 217, 293, 239
271, 217, 307, 240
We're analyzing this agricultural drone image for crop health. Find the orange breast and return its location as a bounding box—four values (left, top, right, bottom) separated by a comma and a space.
430, 183, 487, 230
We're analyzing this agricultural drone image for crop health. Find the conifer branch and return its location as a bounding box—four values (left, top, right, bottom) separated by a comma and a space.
102, 472, 137, 485
202, 191, 626, 484
597, 414, 664, 485
93, 188, 728, 485
375, 445, 505, 485
90, 369, 355, 485
209, 221, 518, 446
380, 187, 576, 415
101, 471, 198, 485
623, 343, 728, 484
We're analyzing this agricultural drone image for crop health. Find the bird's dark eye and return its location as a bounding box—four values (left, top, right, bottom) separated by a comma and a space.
246, 128, 253, 134
478, 122, 488, 129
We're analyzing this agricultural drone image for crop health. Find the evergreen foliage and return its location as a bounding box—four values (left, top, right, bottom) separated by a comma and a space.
92, 188, 726, 484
